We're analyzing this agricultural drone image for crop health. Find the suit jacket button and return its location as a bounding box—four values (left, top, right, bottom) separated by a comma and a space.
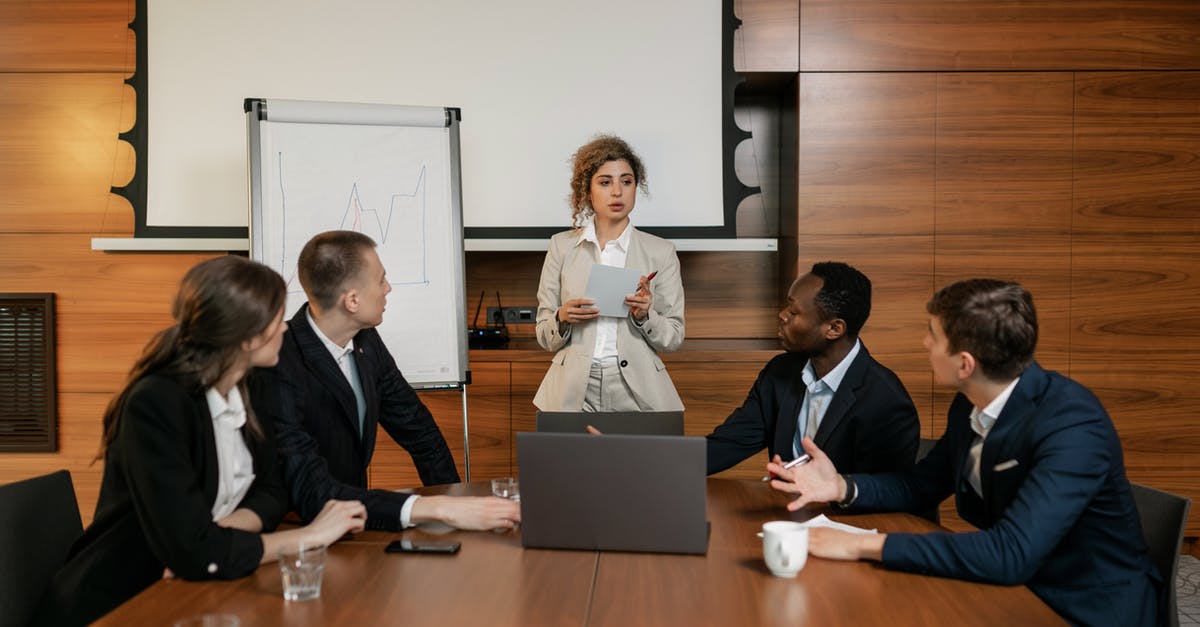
207, 562, 218, 574
619, 360, 628, 368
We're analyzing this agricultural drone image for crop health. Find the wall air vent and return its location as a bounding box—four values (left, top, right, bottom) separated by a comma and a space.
0, 294, 57, 451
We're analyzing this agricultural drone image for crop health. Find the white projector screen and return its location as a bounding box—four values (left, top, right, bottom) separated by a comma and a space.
146, 0, 725, 233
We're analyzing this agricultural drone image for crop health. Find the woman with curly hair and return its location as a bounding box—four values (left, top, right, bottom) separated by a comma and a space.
533, 135, 685, 412
35, 256, 366, 626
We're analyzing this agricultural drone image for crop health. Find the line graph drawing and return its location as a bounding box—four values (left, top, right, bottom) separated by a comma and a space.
276, 151, 429, 293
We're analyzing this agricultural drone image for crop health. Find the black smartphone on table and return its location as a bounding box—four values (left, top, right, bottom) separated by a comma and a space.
385, 539, 461, 554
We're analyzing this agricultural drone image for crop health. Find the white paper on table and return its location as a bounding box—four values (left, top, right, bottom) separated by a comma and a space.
584, 263, 644, 317
800, 514, 877, 535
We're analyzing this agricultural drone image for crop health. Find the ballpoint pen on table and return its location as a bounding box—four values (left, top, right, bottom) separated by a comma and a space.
760, 453, 813, 481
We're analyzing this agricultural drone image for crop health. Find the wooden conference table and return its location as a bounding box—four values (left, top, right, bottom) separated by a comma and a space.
97, 479, 1064, 626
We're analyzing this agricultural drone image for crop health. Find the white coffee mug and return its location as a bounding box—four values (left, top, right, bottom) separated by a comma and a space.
762, 521, 809, 578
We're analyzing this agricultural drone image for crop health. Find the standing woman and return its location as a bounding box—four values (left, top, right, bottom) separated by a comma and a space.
35, 256, 366, 626
534, 135, 685, 412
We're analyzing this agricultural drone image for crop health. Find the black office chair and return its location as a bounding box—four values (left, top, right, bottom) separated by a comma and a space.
915, 437, 940, 524
1131, 483, 1191, 627
0, 470, 84, 627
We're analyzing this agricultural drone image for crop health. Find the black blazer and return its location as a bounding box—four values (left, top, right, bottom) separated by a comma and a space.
248, 305, 459, 531
855, 363, 1159, 626
706, 344, 920, 475
35, 374, 287, 626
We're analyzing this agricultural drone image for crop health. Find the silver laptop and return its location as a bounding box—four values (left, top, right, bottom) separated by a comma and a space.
534, 410, 684, 436
517, 432, 708, 554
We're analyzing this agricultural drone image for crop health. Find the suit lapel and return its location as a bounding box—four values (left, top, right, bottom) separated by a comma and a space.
196, 392, 220, 508
811, 345, 869, 448
978, 363, 1048, 516
291, 305, 363, 443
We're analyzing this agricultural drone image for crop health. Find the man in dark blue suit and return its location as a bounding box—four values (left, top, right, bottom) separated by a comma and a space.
250, 230, 519, 532
706, 261, 919, 475
768, 279, 1159, 626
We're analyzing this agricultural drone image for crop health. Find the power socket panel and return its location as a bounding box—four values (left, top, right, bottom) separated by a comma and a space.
486, 306, 537, 324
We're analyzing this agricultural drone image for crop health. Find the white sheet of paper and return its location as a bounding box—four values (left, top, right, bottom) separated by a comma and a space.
800, 514, 878, 535
584, 264, 644, 318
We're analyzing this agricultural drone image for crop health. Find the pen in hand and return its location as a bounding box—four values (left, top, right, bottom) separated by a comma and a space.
760, 454, 812, 481
635, 271, 658, 295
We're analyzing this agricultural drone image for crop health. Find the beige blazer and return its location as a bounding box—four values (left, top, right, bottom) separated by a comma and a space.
533, 227, 685, 411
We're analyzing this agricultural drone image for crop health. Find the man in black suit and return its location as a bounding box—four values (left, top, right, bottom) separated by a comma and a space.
250, 230, 519, 531
706, 261, 920, 475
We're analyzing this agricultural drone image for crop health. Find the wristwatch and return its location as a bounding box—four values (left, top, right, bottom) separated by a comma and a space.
835, 474, 858, 509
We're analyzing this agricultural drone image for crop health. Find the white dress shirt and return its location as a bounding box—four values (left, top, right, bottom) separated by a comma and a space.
205, 386, 255, 521
578, 218, 633, 363
966, 377, 1020, 496
306, 310, 419, 527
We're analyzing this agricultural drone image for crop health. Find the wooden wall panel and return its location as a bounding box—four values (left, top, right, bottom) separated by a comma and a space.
466, 250, 779, 340
800, 0, 1200, 72
733, 0, 799, 72
1070, 236, 1200, 533
797, 73, 936, 236
1073, 72, 1200, 237
676, 361, 777, 480
0, 0, 132, 72
0, 74, 135, 234
935, 73, 1074, 236
369, 362, 511, 488
0, 234, 214, 392
510, 362, 546, 473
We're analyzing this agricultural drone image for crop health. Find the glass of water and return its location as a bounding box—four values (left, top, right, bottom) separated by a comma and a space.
491, 477, 520, 502
278, 542, 326, 601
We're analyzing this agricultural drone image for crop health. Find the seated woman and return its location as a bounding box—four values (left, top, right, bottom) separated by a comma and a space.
34, 256, 366, 626
534, 135, 685, 412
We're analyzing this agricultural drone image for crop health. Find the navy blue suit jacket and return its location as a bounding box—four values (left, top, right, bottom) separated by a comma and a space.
248, 305, 459, 531
706, 344, 920, 475
851, 362, 1159, 626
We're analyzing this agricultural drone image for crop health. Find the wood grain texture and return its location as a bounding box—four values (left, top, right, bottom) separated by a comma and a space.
1073, 72, 1200, 237
98, 480, 1060, 626
0, 74, 136, 234
800, 0, 1200, 71
368, 362, 511, 487
733, 0, 799, 72
0, 0, 132, 72
936, 73, 1074, 235
0, 234, 215, 392
797, 73, 936, 236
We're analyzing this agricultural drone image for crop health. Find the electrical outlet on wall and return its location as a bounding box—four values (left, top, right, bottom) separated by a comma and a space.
486, 306, 537, 324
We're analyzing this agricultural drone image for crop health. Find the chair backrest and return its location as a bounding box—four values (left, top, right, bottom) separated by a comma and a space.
1131, 482, 1191, 627
0, 470, 84, 627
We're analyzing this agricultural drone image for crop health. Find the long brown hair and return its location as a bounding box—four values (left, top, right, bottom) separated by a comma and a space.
96, 256, 287, 460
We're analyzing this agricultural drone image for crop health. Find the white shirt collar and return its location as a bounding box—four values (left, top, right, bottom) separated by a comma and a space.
577, 216, 633, 252
306, 308, 355, 362
205, 385, 246, 429
970, 377, 1021, 438
801, 339, 862, 393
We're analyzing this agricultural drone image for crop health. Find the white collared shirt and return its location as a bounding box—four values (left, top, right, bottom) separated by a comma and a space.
206, 386, 255, 522
793, 340, 862, 458
577, 218, 633, 362
966, 377, 1021, 496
